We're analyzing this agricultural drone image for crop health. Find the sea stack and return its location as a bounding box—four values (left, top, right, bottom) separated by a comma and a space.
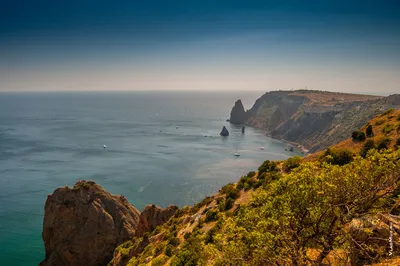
220, 126, 229, 136
229, 99, 248, 125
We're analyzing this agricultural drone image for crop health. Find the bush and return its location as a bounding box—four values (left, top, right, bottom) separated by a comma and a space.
360, 139, 376, 158
205, 225, 218, 244
205, 209, 218, 222
170, 236, 203, 266
282, 156, 302, 172
220, 183, 236, 195
397, 113, 400, 121
352, 131, 366, 141
258, 160, 278, 175
184, 232, 191, 240
168, 237, 180, 247
397, 137, 400, 146
151, 255, 169, 266
226, 188, 239, 201
382, 123, 394, 135
377, 137, 391, 151
165, 244, 174, 257
224, 198, 234, 211
321, 148, 354, 166
375, 119, 385, 126
247, 171, 256, 178
366, 125, 373, 137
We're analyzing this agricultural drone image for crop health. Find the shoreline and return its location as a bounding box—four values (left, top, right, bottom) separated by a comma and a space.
242, 123, 309, 155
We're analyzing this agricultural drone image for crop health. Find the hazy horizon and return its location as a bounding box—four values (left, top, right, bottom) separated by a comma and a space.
1, 1, 399, 93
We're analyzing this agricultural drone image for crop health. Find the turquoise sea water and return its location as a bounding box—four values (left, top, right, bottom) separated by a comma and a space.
0, 91, 300, 265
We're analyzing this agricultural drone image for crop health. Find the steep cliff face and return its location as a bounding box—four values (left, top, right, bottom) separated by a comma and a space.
229, 100, 248, 124
229, 90, 400, 152
136, 204, 179, 237
40, 181, 140, 266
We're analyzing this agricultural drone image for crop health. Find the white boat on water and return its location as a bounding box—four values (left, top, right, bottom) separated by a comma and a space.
234, 149, 240, 157
103, 145, 107, 149
260, 146, 265, 150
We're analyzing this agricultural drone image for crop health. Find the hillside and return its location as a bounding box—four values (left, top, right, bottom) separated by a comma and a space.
40, 110, 400, 266
307, 108, 400, 161
229, 90, 400, 153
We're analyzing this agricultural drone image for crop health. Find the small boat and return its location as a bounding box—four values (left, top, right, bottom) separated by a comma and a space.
234, 149, 240, 157
103, 145, 107, 149
260, 146, 265, 150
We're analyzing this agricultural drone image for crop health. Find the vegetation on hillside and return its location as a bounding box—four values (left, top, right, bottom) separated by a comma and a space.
110, 109, 400, 266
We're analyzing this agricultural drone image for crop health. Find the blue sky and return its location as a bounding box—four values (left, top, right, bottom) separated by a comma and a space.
1, 0, 399, 93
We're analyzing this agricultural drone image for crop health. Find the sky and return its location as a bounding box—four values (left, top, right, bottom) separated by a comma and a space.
1, 0, 399, 93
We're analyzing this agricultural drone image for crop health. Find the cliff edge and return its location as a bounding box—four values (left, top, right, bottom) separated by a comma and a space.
230, 90, 400, 152
40, 181, 140, 266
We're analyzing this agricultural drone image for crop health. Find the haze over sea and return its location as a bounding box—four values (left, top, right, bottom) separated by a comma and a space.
0, 91, 299, 265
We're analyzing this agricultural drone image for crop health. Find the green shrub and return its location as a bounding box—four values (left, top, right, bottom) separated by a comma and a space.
377, 137, 391, 151
282, 156, 302, 172
382, 123, 394, 135
205, 225, 218, 244
224, 198, 234, 211
375, 119, 385, 126
226, 188, 239, 200
321, 148, 354, 166
352, 131, 366, 141
360, 139, 376, 158
258, 160, 278, 175
220, 183, 235, 195
247, 171, 256, 178
205, 209, 218, 222
168, 237, 180, 247
170, 236, 203, 266
165, 244, 174, 257
151, 254, 169, 266
366, 125, 373, 137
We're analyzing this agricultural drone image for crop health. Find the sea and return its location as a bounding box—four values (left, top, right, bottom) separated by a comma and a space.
0, 91, 300, 265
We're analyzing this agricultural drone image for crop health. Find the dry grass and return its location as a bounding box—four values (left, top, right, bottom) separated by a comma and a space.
290, 91, 382, 106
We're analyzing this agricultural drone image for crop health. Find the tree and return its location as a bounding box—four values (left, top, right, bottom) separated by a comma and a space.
366, 125, 373, 137
221, 150, 400, 265
282, 156, 302, 172
360, 139, 375, 157
352, 131, 366, 141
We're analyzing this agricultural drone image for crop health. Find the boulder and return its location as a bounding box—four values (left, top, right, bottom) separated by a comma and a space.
229, 100, 248, 124
349, 214, 400, 265
40, 181, 140, 266
220, 126, 229, 136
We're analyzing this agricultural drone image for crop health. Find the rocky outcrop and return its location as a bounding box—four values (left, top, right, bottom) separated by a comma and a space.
40, 181, 140, 266
349, 214, 400, 265
229, 90, 400, 152
135, 204, 179, 237
229, 100, 248, 124
220, 126, 229, 136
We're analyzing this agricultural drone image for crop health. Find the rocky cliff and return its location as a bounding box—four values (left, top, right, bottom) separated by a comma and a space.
229, 99, 248, 124
135, 204, 178, 237
230, 90, 400, 152
40, 181, 179, 266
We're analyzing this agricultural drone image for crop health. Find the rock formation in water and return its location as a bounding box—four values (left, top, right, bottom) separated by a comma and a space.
220, 126, 229, 136
135, 204, 179, 237
229, 90, 400, 152
40, 181, 140, 266
229, 99, 248, 124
